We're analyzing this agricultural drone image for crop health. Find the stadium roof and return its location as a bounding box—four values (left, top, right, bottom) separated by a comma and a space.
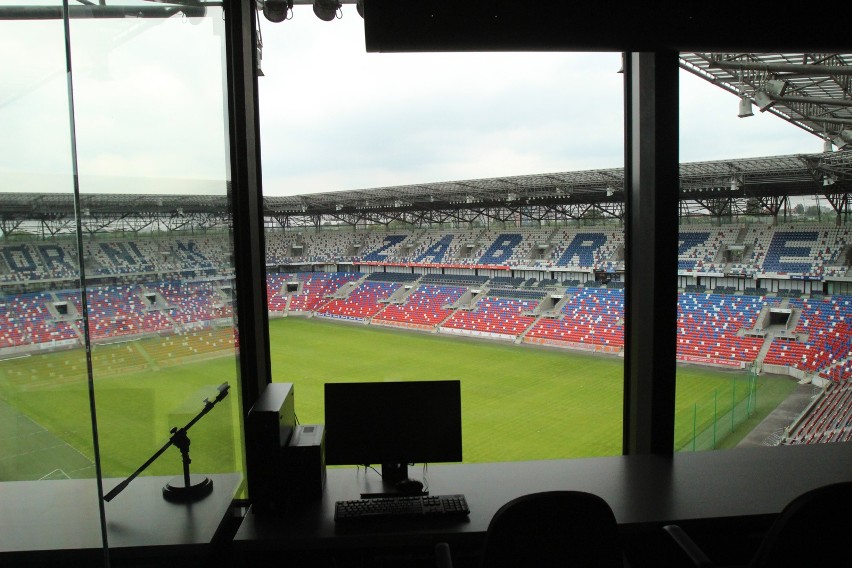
680, 53, 852, 145
2, 152, 850, 234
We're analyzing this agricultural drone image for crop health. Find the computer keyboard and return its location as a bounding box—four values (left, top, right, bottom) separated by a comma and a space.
334, 494, 470, 522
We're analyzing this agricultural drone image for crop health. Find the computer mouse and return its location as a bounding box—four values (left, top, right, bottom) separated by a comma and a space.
394, 479, 424, 494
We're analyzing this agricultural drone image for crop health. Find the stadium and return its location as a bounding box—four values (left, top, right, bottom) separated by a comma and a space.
6, 0, 852, 564
2, 140, 851, 482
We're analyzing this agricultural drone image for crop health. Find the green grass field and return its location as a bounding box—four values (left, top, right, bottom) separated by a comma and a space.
0, 317, 798, 482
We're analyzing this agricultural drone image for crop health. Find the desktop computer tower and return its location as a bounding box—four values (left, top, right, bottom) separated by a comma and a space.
281, 424, 326, 503
246, 382, 295, 516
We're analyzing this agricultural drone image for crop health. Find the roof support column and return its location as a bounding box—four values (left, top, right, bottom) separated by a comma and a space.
623, 52, 679, 455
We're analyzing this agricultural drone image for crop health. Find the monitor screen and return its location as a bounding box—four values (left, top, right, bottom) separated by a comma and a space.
324, 380, 462, 468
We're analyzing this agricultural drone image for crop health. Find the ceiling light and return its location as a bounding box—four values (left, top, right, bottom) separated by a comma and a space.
738, 96, 753, 118
313, 0, 341, 21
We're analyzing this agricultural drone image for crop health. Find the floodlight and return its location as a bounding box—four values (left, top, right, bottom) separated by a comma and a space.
824, 138, 833, 152
730, 176, 741, 191
263, 0, 292, 22
738, 96, 753, 118
824, 174, 837, 187
313, 0, 341, 21
833, 130, 852, 150
754, 90, 775, 112
764, 79, 788, 98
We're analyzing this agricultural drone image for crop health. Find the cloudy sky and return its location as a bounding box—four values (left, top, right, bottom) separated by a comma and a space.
256, 7, 821, 195
0, 3, 823, 197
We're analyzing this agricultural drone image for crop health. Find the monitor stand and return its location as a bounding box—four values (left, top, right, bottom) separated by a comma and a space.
359, 463, 426, 498
381, 463, 408, 484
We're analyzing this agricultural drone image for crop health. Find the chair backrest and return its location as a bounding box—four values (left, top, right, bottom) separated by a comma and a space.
753, 481, 852, 568
479, 490, 623, 568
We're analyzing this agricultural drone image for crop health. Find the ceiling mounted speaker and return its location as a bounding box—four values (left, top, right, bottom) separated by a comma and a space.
263, 0, 292, 23
313, 0, 341, 21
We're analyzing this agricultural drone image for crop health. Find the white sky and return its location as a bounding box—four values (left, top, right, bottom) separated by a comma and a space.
256, 7, 822, 196
0, 4, 824, 197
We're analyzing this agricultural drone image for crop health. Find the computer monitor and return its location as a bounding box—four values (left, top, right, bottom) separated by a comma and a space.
323, 380, 462, 485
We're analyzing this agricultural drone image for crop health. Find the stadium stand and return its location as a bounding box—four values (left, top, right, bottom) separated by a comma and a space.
1, 226, 850, 386
356, 233, 412, 263
394, 230, 454, 264
550, 229, 611, 269
441, 293, 539, 339
4, 224, 848, 283
286, 272, 362, 312
364, 272, 420, 283
676, 293, 768, 366
373, 283, 467, 328
3, 223, 852, 449
316, 280, 401, 321
785, 381, 852, 445
677, 226, 739, 273
266, 273, 292, 312
420, 273, 488, 285
488, 276, 525, 287
525, 288, 624, 351
764, 297, 852, 377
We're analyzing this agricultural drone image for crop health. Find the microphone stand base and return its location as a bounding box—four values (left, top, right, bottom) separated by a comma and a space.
162, 474, 213, 502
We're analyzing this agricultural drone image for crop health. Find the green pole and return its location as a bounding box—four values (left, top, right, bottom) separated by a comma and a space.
747, 374, 752, 416
713, 389, 718, 449
753, 375, 758, 415
732, 379, 736, 433
754, 377, 757, 412
692, 402, 697, 452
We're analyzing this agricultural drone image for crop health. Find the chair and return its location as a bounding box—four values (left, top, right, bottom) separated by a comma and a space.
664, 481, 852, 568
436, 490, 626, 568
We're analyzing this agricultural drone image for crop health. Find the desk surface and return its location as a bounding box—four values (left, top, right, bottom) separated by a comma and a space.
0, 473, 241, 559
235, 443, 852, 551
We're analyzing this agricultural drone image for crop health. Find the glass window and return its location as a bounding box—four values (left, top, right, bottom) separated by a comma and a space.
0, 2, 85, 483
258, 10, 625, 462
1, 2, 241, 561
69, 2, 239, 487
676, 53, 848, 451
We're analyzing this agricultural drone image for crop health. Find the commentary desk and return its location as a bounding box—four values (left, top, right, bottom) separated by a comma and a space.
0, 473, 241, 566
235, 443, 852, 559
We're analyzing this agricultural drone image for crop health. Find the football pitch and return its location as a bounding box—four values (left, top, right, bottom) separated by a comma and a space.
0, 317, 798, 481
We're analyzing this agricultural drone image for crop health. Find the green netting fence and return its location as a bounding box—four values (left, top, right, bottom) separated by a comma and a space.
677, 373, 759, 452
